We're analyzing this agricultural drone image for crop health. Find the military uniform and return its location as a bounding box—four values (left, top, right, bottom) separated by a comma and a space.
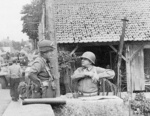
8, 59, 22, 101
28, 40, 56, 98
71, 51, 115, 97
29, 56, 56, 98
72, 66, 115, 96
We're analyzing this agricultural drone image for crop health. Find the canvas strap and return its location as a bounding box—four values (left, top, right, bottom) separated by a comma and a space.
40, 57, 54, 81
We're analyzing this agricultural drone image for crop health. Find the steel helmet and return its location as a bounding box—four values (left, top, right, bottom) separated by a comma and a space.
81, 51, 96, 64
38, 39, 55, 52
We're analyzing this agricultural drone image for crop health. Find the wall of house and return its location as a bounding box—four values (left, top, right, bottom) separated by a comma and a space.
126, 42, 145, 93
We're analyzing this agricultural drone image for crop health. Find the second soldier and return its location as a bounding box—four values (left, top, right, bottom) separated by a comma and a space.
28, 40, 56, 98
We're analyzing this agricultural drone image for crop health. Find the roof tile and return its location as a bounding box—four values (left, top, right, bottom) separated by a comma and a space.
54, 0, 150, 43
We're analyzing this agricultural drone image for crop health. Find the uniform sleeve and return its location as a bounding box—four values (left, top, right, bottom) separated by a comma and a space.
29, 61, 43, 74
71, 67, 84, 80
96, 67, 115, 79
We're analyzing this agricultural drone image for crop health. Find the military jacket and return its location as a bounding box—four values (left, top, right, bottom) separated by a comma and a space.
72, 66, 115, 93
29, 56, 52, 81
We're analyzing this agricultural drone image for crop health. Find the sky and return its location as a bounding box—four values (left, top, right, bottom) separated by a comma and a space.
0, 0, 32, 42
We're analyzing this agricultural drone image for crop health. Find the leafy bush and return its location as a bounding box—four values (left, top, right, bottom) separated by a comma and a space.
58, 50, 78, 71
130, 93, 150, 115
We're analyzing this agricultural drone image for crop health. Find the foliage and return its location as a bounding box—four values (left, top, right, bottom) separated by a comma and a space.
58, 50, 78, 71
21, 0, 44, 40
12, 41, 22, 51
130, 93, 150, 115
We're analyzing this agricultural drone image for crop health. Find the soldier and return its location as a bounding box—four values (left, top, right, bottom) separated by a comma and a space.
8, 58, 22, 101
28, 40, 56, 98
71, 51, 115, 97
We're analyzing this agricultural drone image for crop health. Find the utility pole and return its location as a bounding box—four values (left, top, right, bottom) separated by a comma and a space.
117, 17, 128, 97
45, 0, 60, 97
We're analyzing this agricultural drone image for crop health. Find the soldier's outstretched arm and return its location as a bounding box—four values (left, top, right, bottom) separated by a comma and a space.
97, 67, 115, 79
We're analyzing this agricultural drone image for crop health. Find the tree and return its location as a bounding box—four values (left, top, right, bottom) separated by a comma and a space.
12, 41, 22, 51
21, 0, 44, 45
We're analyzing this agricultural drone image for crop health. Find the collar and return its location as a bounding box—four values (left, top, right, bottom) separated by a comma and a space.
82, 65, 93, 71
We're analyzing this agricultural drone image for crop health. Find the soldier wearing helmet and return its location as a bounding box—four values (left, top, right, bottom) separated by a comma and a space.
28, 39, 56, 98
71, 51, 115, 97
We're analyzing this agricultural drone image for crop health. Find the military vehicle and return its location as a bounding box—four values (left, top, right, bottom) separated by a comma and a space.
0, 64, 10, 89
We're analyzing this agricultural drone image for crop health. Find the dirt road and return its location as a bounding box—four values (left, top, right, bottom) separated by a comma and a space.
0, 89, 11, 116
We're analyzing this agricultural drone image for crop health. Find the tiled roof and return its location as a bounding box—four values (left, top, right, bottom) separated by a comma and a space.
54, 0, 150, 43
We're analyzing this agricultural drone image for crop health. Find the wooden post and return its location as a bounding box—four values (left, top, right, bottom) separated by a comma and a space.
125, 44, 132, 116
117, 17, 128, 97
45, 0, 60, 97
42, 2, 46, 40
